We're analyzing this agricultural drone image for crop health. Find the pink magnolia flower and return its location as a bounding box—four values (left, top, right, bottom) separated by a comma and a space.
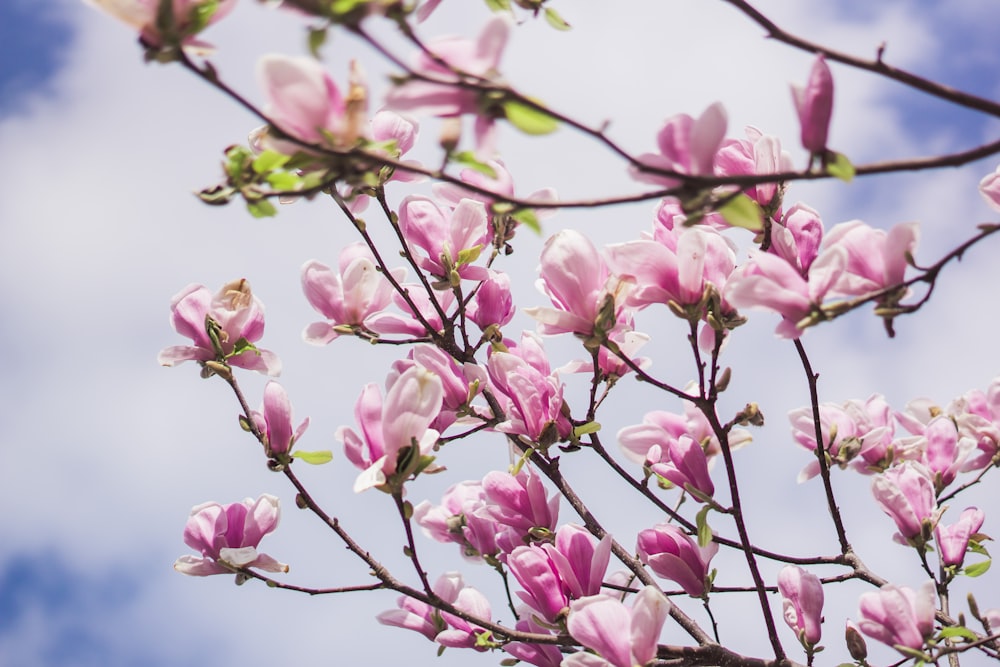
337, 366, 444, 492
857, 581, 935, 652
301, 244, 406, 344
502, 617, 564, 667
918, 415, 976, 491
788, 402, 860, 481
398, 196, 490, 281
256, 55, 367, 150
384, 16, 512, 154
251, 381, 309, 457
632, 102, 729, 188
715, 126, 794, 216
823, 220, 920, 298
546, 524, 612, 600
979, 164, 1000, 212
791, 54, 834, 155
724, 246, 846, 338
388, 344, 487, 432
871, 462, 939, 545
935, 507, 985, 568
507, 545, 571, 623
174, 494, 287, 576
645, 435, 715, 500
525, 229, 628, 337
636, 523, 717, 597
564, 586, 670, 667
466, 270, 515, 331
413, 480, 499, 560
85, 0, 236, 49
432, 159, 559, 228
158, 279, 281, 375
769, 203, 824, 276
482, 468, 559, 551
378, 572, 491, 650
949, 378, 1000, 470
778, 565, 824, 647
619, 405, 750, 470
606, 225, 736, 312
487, 335, 569, 445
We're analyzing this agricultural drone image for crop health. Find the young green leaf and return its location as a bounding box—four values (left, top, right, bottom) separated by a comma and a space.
511, 208, 542, 234
696, 505, 713, 547
964, 559, 992, 577
718, 193, 763, 231
503, 99, 559, 135
253, 149, 292, 174
453, 151, 498, 178
544, 7, 571, 30
246, 199, 278, 218
291, 450, 334, 465
826, 151, 855, 182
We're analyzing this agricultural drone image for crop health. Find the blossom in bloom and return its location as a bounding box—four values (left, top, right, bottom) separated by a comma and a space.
487, 334, 569, 445
935, 507, 985, 568
384, 16, 512, 154
158, 279, 281, 375
823, 220, 920, 298
502, 616, 564, 667
870, 462, 939, 545
84, 0, 236, 49
378, 572, 491, 649
769, 203, 824, 276
979, 164, 1000, 212
791, 54, 834, 155
632, 102, 728, 188
337, 366, 444, 492
251, 381, 309, 457
715, 126, 794, 216
413, 480, 499, 560
525, 229, 628, 337
857, 581, 935, 652
564, 586, 670, 667
398, 196, 490, 282
174, 494, 287, 576
506, 545, 571, 622
300, 244, 407, 344
482, 468, 559, 551
388, 344, 487, 432
778, 565, 824, 647
636, 523, 717, 597
466, 270, 515, 331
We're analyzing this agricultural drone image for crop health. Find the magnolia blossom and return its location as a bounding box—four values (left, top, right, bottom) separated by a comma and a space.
632, 102, 728, 187
337, 366, 444, 492
502, 616, 563, 667
385, 16, 512, 154
823, 220, 919, 297
301, 244, 406, 344
525, 229, 628, 337
413, 480, 499, 560
482, 468, 559, 551
778, 565, 824, 647
158, 279, 281, 375
564, 586, 670, 667
979, 164, 1000, 212
388, 344, 487, 432
174, 494, 287, 576
871, 462, 939, 545
769, 203, 824, 276
466, 270, 515, 331
935, 507, 985, 568
378, 572, 491, 650
398, 196, 490, 281
716, 126, 794, 216
791, 54, 834, 154
487, 335, 569, 445
251, 381, 309, 457
84, 0, 236, 48
636, 523, 717, 597
857, 581, 935, 652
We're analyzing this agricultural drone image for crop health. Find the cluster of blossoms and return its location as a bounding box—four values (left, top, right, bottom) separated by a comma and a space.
116, 1, 1000, 665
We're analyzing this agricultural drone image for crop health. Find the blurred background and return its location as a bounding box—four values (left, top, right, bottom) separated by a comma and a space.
2, 0, 1000, 665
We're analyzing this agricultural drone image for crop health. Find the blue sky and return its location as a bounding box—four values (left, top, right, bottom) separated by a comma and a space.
2, 1, 1000, 666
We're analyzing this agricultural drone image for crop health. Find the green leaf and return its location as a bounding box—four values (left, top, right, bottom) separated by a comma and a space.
308, 26, 328, 58
544, 7, 571, 30
718, 193, 763, 231
573, 421, 601, 437
939, 626, 978, 641
291, 450, 333, 465
331, 0, 368, 14
511, 208, 542, 234
826, 151, 855, 182
188, 0, 220, 33
452, 151, 498, 178
265, 171, 301, 191
503, 99, 559, 135
484, 0, 512, 11
964, 559, 991, 577
695, 505, 712, 547
252, 149, 292, 174
246, 199, 277, 218
456, 244, 483, 267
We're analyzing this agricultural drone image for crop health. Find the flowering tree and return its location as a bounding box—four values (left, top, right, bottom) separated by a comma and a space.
88, 0, 1000, 665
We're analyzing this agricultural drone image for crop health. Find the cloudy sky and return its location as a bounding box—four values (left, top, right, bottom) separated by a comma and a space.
2, 1, 1000, 666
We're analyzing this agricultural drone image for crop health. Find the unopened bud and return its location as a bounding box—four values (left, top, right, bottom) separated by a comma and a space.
715, 367, 732, 393
845, 622, 867, 661
439, 118, 462, 153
